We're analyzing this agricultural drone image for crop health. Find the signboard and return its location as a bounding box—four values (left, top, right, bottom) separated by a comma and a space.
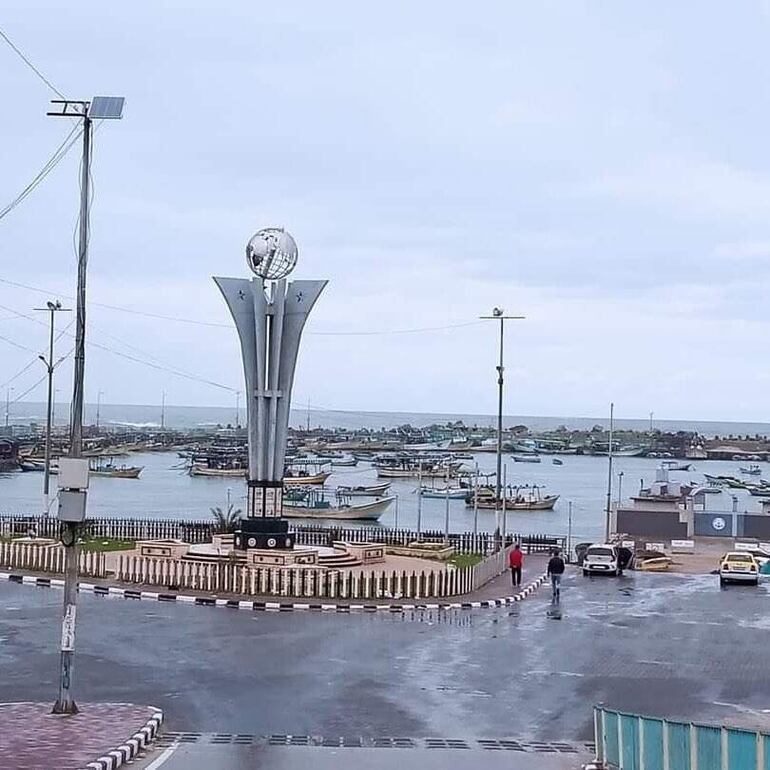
621, 540, 635, 549
671, 539, 695, 553
649, 542, 666, 552
60, 604, 76, 652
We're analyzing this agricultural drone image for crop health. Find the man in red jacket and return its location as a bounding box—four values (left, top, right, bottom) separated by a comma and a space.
509, 543, 524, 587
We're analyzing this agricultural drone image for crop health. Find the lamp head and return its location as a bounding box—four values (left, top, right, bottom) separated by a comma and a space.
492, 307, 503, 317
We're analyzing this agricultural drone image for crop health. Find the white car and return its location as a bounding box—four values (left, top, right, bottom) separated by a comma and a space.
719, 552, 760, 586
582, 544, 621, 577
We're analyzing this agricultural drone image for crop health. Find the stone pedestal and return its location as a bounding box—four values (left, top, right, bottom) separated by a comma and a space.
136, 540, 188, 559
246, 547, 318, 567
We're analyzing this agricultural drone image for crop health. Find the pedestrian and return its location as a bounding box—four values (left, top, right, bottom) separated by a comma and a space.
509, 543, 523, 587
547, 548, 565, 600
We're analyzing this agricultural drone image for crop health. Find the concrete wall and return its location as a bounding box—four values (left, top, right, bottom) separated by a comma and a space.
695, 512, 770, 539
616, 510, 689, 539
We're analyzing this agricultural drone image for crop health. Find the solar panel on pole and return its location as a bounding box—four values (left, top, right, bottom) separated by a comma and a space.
88, 96, 125, 119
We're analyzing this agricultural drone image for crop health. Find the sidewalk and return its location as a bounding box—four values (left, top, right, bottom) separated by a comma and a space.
0, 556, 548, 611
0, 701, 162, 770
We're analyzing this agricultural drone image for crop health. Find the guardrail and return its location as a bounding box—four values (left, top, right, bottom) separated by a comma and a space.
593, 704, 769, 769
0, 542, 106, 578
0, 515, 565, 556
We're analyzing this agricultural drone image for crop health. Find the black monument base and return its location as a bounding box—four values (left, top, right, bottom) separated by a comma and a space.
234, 517, 294, 550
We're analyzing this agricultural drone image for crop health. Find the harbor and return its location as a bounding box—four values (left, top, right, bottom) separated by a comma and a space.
4, 436, 770, 544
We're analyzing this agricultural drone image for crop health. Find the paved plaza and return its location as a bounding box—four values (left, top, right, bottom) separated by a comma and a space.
2, 569, 769, 767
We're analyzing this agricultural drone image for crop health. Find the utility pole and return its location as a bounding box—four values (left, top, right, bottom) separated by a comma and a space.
604, 402, 615, 542
4, 387, 13, 429
416, 461, 423, 538
48, 94, 124, 716
35, 301, 71, 515
480, 308, 524, 548
95, 390, 103, 429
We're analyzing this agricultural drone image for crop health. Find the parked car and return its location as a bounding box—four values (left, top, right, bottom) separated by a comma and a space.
719, 552, 759, 586
583, 544, 621, 576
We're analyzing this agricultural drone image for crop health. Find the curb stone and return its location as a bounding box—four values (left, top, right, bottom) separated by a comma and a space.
79, 708, 163, 770
0, 571, 547, 613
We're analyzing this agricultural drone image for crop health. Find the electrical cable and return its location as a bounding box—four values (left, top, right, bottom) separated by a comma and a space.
0, 124, 82, 222
0, 25, 66, 98
0, 279, 486, 336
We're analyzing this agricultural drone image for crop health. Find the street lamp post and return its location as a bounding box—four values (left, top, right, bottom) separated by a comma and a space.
95, 390, 103, 430
35, 301, 71, 515
48, 94, 124, 716
480, 308, 524, 548
4, 387, 14, 429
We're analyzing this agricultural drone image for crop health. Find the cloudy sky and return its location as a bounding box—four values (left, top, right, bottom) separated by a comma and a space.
2, 1, 770, 423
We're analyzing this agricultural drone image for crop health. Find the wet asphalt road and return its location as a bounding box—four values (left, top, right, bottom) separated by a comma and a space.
2, 570, 769, 747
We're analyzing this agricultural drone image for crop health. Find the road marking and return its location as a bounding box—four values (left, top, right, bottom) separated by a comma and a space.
144, 740, 179, 769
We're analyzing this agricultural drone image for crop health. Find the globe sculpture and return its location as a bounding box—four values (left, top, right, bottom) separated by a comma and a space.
246, 228, 298, 280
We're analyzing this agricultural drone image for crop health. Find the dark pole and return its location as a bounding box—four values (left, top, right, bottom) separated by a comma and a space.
43, 304, 55, 512
53, 114, 91, 716
496, 316, 504, 507
479, 309, 524, 551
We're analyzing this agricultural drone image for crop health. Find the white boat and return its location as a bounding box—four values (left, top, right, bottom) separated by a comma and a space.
512, 455, 541, 463
740, 465, 762, 476
335, 482, 391, 497
282, 490, 395, 520
419, 486, 467, 499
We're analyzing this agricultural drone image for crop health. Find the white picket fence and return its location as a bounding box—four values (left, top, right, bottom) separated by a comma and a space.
0, 541, 106, 577
114, 554, 475, 599
470, 544, 515, 590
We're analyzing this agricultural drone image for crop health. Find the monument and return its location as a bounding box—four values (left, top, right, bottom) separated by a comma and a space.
214, 228, 326, 553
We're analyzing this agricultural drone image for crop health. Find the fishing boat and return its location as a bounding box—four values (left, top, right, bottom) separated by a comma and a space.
419, 486, 468, 499
740, 465, 762, 476
330, 456, 358, 467
511, 455, 541, 463
552, 458, 563, 466
467, 485, 559, 511
283, 459, 332, 486
281, 489, 394, 520
661, 460, 693, 472
373, 454, 459, 479
50, 458, 144, 479
335, 482, 391, 497
190, 465, 245, 478
749, 487, 770, 497
19, 459, 45, 472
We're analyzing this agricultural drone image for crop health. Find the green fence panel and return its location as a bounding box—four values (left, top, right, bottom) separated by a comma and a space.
727, 728, 756, 769
667, 721, 691, 770
696, 725, 722, 770
642, 718, 665, 770
620, 714, 640, 770
604, 711, 620, 766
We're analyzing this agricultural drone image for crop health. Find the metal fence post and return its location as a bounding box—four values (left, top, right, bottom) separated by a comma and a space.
639, 716, 646, 770
690, 723, 698, 770
595, 706, 605, 764
663, 720, 670, 770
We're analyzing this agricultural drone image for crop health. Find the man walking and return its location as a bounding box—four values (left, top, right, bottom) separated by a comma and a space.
547, 548, 565, 601
509, 543, 523, 587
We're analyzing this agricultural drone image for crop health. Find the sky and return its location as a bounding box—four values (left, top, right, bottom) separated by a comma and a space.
2, 1, 770, 424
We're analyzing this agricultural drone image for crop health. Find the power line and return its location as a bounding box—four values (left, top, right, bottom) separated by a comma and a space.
0, 125, 82, 222
0, 278, 486, 336
0, 302, 236, 393
0, 25, 66, 98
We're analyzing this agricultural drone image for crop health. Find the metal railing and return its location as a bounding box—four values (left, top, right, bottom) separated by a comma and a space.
0, 514, 565, 555
593, 704, 769, 769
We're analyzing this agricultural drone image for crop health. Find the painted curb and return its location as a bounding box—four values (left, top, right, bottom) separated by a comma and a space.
0, 571, 547, 613
79, 708, 163, 770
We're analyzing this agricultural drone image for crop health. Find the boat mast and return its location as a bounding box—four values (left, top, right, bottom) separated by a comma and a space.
604, 402, 614, 541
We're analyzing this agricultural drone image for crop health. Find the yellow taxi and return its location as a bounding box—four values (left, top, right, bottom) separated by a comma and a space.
719, 551, 759, 586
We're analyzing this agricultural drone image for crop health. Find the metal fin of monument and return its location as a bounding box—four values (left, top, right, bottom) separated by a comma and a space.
214, 228, 326, 550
